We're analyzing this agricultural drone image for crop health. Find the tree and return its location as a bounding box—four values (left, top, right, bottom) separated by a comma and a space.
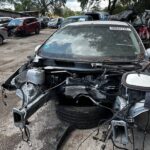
107, 0, 118, 14
111, 3, 126, 14
14, 0, 33, 11
78, 0, 118, 14
77, 0, 150, 14
145, 0, 150, 9
91, 5, 101, 11
77, 0, 88, 11
53, 7, 64, 16
31, 0, 66, 15
0, 0, 66, 15
78, 0, 102, 11
63, 7, 75, 17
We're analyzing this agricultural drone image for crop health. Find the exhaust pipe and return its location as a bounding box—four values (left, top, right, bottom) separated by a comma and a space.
13, 91, 52, 128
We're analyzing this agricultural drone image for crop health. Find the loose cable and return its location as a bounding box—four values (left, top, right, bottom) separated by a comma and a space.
111, 138, 128, 150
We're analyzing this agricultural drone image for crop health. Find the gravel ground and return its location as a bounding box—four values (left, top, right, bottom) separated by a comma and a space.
0, 29, 150, 150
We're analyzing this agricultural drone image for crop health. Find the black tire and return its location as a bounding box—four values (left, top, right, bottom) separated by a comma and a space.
56, 104, 112, 129
0, 35, 4, 45
35, 28, 40, 34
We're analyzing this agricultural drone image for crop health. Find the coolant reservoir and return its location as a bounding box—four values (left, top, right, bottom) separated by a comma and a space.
26, 68, 45, 85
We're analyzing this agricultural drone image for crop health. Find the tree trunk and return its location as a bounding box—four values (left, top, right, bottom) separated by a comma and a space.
108, 0, 118, 15
145, 0, 150, 9
108, 0, 111, 12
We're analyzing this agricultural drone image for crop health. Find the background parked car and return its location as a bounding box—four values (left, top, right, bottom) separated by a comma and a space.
48, 18, 64, 28
109, 9, 150, 48
7, 17, 40, 36
0, 27, 8, 45
85, 11, 110, 20
0, 17, 12, 28
61, 15, 93, 27
109, 9, 137, 22
38, 17, 50, 28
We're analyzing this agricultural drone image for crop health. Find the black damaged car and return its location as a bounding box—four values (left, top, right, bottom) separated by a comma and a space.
2, 21, 150, 148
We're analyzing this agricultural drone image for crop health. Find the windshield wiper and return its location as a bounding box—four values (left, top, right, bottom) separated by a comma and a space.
91, 58, 143, 69
116, 43, 134, 47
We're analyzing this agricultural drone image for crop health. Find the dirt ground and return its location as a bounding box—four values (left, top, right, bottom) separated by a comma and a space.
0, 29, 150, 150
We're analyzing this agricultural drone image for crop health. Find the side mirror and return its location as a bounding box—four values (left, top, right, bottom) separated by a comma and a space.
145, 48, 150, 59
34, 45, 41, 54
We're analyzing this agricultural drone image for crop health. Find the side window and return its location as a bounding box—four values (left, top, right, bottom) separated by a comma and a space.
29, 18, 34, 23
25, 18, 35, 24
33, 18, 37, 22
60, 19, 63, 23
0, 18, 4, 23
24, 19, 30, 24
0, 18, 7, 23
3, 18, 7, 22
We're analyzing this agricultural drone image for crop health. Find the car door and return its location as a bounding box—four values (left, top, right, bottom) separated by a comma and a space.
29, 18, 37, 32
28, 18, 35, 33
31, 18, 39, 32
23, 19, 32, 33
24, 18, 35, 33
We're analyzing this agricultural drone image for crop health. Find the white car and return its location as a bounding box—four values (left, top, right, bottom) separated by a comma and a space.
0, 27, 8, 45
0, 17, 12, 27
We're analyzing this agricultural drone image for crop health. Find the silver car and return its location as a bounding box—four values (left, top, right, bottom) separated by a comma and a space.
0, 27, 8, 45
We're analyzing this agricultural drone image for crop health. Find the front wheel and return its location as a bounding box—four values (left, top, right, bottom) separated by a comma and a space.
0, 36, 3, 45
35, 28, 40, 34
56, 104, 112, 129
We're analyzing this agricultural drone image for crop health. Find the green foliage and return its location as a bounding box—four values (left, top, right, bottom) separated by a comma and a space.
75, 11, 82, 16
14, 0, 33, 11
63, 7, 75, 18
77, 0, 150, 14
91, 5, 102, 11
53, 7, 64, 17
112, 4, 126, 14
62, 7, 82, 18
77, 0, 88, 10
32, 0, 67, 15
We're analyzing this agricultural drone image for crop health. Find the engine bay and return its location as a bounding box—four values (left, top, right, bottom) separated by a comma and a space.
2, 58, 150, 149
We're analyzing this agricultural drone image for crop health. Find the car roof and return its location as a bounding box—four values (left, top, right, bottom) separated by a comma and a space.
65, 21, 129, 27
13, 17, 36, 20
67, 15, 88, 19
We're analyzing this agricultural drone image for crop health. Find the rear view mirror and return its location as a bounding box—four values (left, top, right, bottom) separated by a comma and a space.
34, 45, 41, 53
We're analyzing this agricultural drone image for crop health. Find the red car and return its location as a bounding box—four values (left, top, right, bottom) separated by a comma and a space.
7, 17, 40, 36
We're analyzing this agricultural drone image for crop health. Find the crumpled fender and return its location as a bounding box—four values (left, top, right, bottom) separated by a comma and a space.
2, 63, 28, 91
129, 100, 149, 118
